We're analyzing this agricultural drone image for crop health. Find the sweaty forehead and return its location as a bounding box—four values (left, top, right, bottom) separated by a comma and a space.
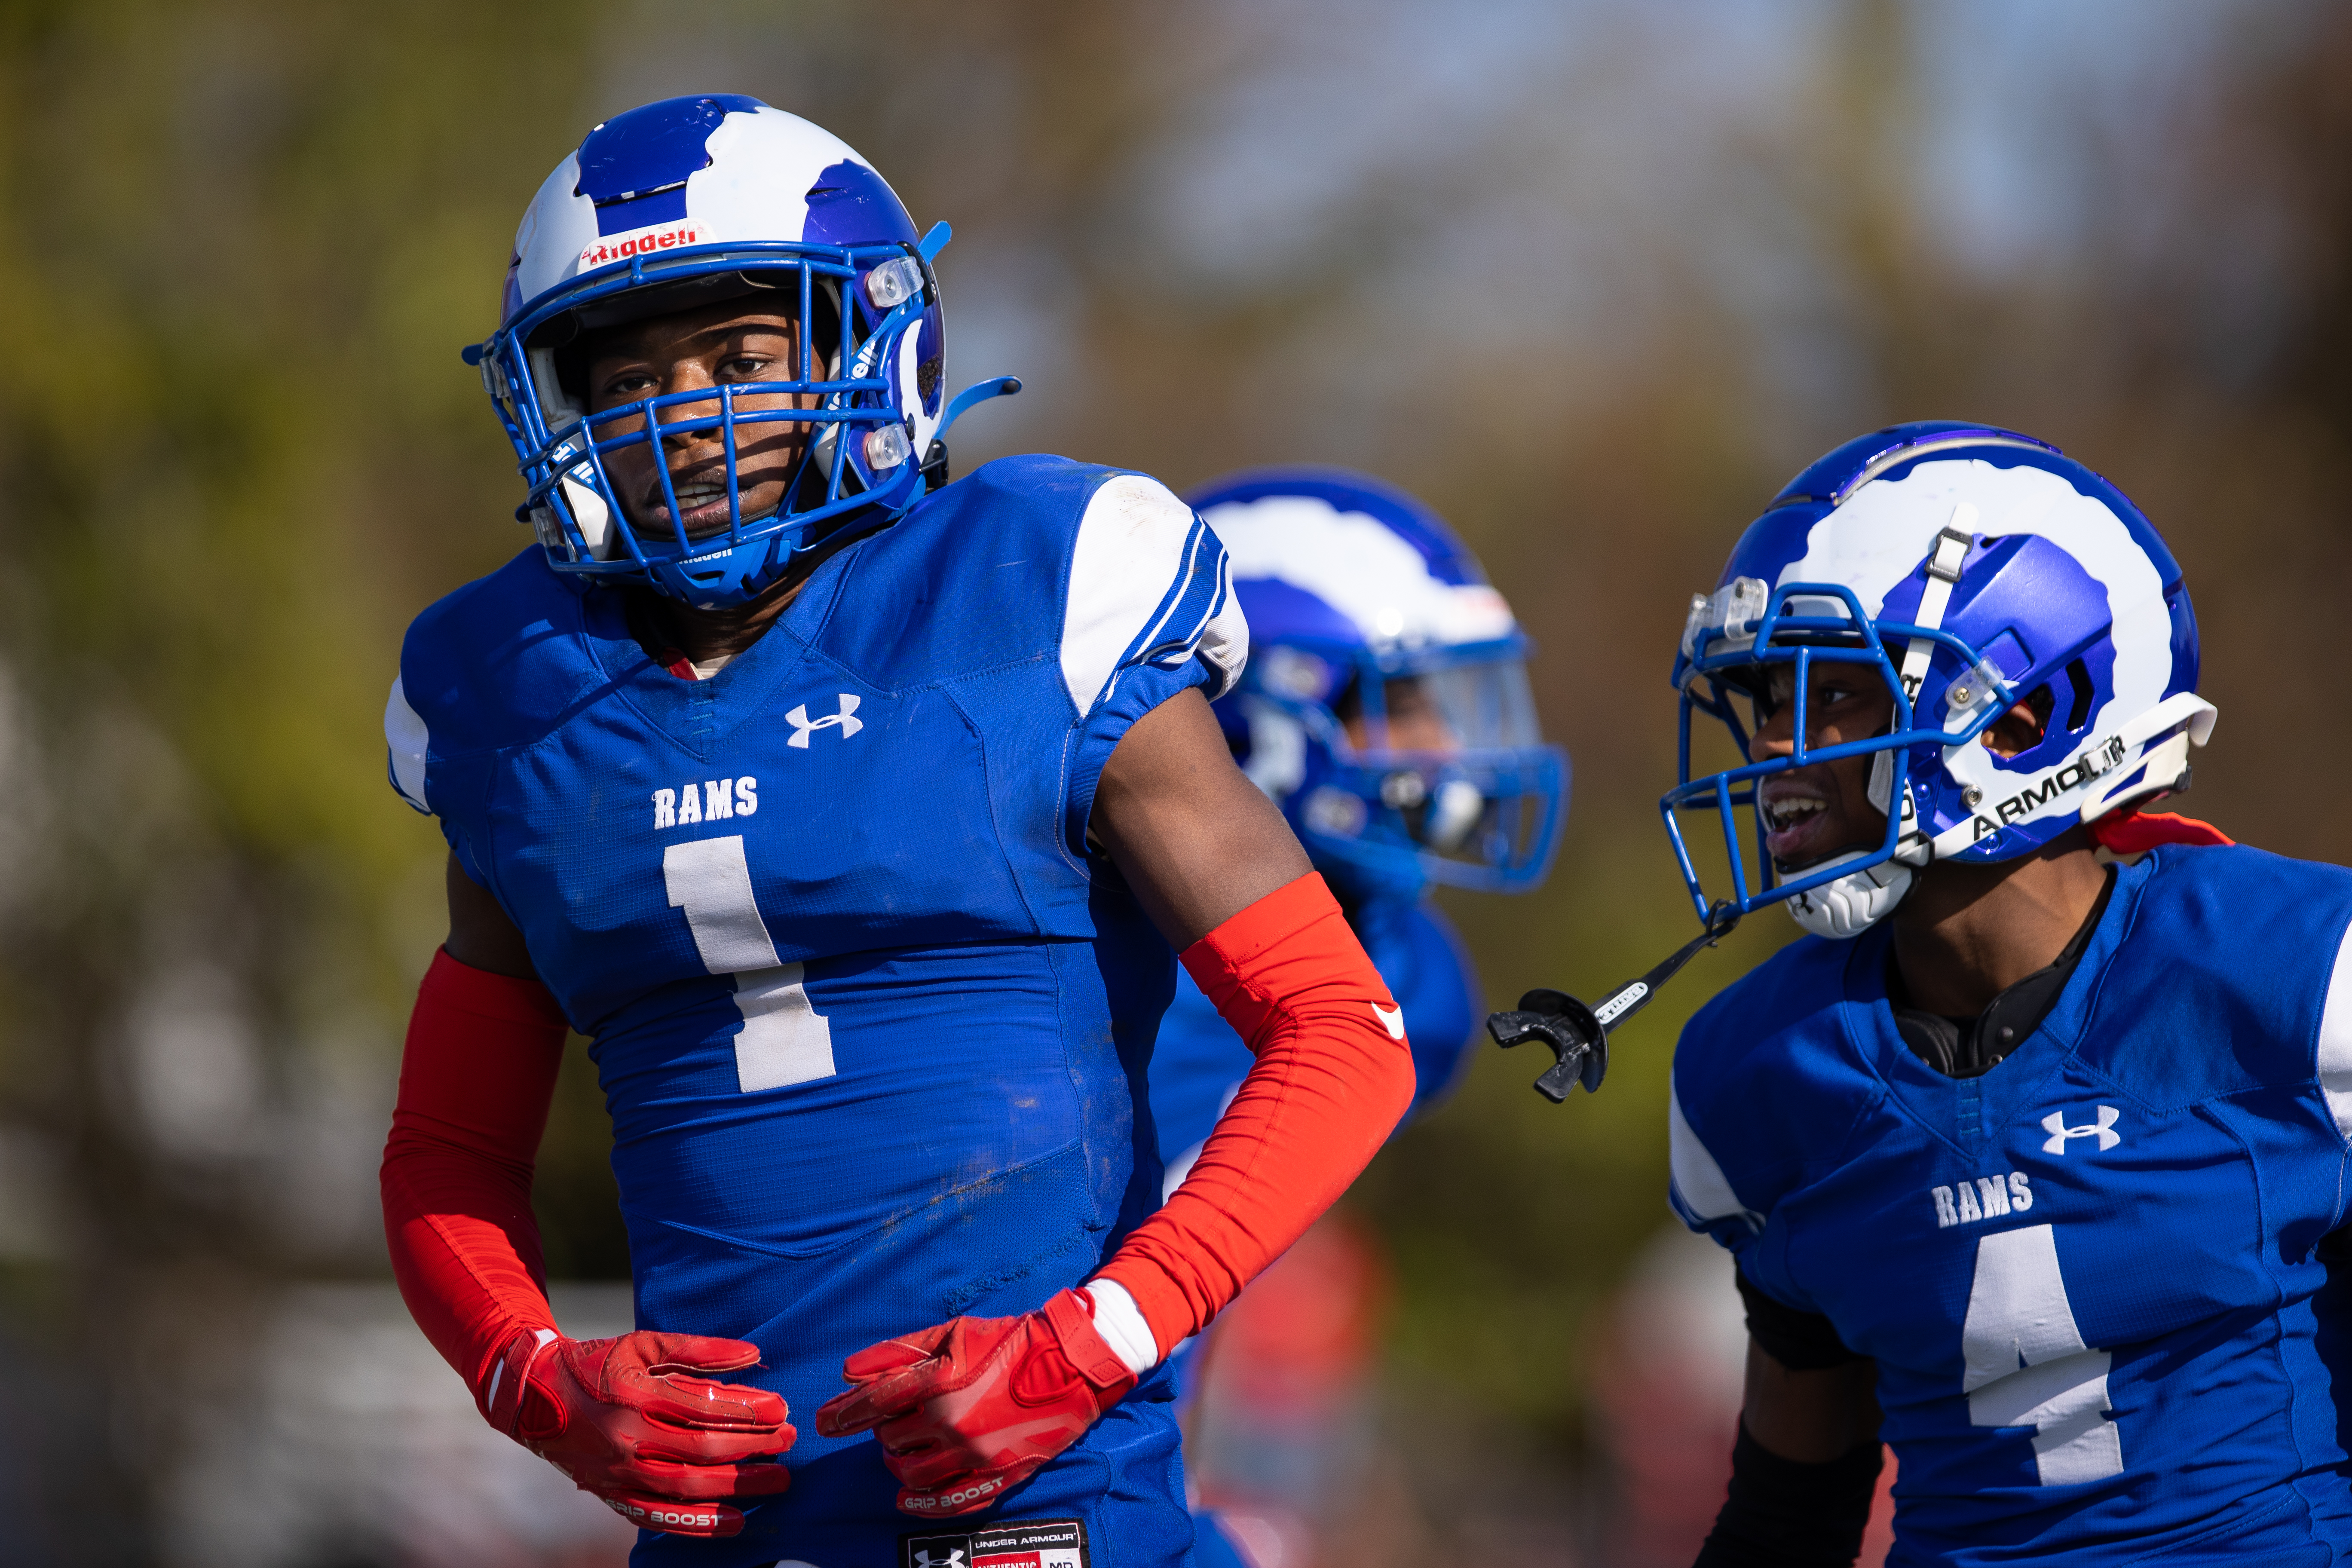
1765, 657, 1881, 693
586, 298, 799, 365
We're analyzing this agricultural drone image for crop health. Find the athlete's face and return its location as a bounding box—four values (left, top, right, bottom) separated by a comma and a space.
1750, 660, 1891, 869
1749, 660, 2055, 869
1340, 677, 1458, 755
585, 298, 817, 542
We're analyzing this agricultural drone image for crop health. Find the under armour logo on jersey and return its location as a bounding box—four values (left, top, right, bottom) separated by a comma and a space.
910, 1553, 965, 1568
1370, 1002, 1405, 1040
787, 694, 864, 748
2041, 1105, 2122, 1154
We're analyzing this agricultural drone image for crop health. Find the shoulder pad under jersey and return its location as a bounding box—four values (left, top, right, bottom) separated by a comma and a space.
2080, 843, 2352, 1111
392, 548, 601, 764
1669, 933, 1886, 1244
805, 454, 1246, 713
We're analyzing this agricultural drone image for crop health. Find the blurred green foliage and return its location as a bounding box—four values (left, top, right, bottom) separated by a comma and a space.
0, 0, 600, 951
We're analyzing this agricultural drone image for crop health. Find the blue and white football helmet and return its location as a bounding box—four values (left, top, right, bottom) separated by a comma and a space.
1671, 422, 2214, 938
1191, 469, 1567, 900
465, 94, 1016, 607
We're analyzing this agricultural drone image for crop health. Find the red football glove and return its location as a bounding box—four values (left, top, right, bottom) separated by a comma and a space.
486, 1328, 796, 1537
812, 1288, 1140, 1517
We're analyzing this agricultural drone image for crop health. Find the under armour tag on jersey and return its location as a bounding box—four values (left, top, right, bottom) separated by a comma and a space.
902, 1518, 1089, 1568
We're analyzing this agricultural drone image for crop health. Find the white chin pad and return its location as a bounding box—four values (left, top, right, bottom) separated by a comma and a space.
560, 475, 614, 560
1786, 850, 1912, 939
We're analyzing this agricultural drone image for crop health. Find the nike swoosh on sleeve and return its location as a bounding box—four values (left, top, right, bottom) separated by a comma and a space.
1370, 1003, 1405, 1040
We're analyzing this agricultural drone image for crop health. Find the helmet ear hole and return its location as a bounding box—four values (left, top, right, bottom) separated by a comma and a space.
1985, 685, 2056, 759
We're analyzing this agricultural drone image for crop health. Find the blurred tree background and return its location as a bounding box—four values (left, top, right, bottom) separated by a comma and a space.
0, 0, 2348, 1560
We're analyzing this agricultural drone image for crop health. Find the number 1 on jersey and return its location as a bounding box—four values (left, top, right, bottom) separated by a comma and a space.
663, 836, 836, 1093
1960, 1223, 2122, 1485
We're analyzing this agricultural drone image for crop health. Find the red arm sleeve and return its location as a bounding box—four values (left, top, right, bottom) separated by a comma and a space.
380, 948, 569, 1414
1093, 873, 1414, 1356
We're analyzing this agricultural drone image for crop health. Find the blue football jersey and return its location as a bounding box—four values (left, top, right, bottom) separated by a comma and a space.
1148, 894, 1478, 1182
386, 456, 1246, 1568
1671, 845, 2352, 1565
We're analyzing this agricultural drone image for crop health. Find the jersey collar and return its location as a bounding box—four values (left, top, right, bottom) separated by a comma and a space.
1844, 856, 2151, 1158
576, 543, 859, 760
1884, 868, 2119, 1079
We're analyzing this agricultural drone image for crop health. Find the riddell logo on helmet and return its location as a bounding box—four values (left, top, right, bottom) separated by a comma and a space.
579, 220, 707, 271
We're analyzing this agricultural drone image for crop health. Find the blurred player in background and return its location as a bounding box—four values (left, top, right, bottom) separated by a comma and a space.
378, 95, 1422, 1568
1660, 423, 2352, 1565
1149, 470, 1566, 1567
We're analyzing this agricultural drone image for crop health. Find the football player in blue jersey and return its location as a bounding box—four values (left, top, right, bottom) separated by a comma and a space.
1145, 469, 1566, 1564
1624, 422, 2352, 1565
377, 97, 1422, 1568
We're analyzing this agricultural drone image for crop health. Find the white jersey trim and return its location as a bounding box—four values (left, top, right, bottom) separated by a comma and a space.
1669, 1079, 1763, 1233
1195, 547, 1248, 700
385, 676, 431, 815
1061, 475, 1241, 718
2315, 916, 2352, 1145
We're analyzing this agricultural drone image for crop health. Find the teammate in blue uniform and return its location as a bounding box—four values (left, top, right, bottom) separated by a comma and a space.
1142, 470, 1566, 1564
1150, 468, 1565, 1187
1650, 423, 2352, 1565
377, 96, 1419, 1568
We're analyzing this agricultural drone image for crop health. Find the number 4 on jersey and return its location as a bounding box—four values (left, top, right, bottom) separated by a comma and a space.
663, 836, 836, 1093
1961, 1224, 2123, 1485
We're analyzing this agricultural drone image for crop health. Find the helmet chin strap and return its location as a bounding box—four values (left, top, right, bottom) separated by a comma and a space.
1788, 514, 1978, 940
1785, 687, 2220, 941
